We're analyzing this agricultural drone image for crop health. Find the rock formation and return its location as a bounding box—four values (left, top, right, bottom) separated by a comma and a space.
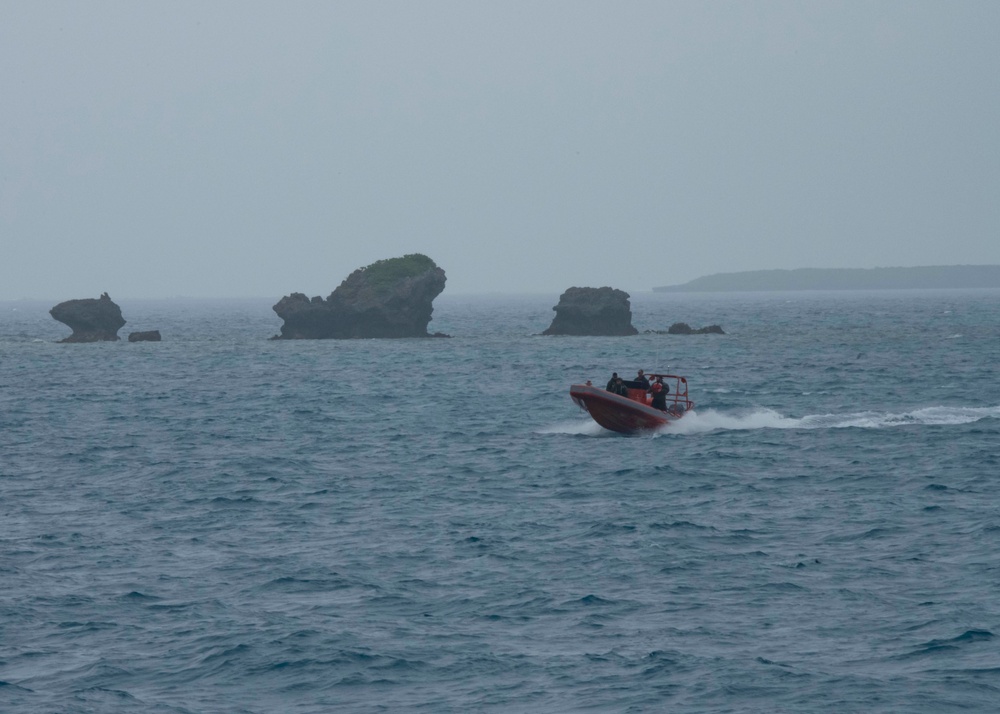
272, 254, 447, 339
666, 322, 725, 335
128, 330, 162, 342
50, 293, 126, 342
542, 287, 638, 336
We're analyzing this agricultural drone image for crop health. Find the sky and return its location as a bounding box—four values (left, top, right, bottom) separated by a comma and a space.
2, 1, 999, 299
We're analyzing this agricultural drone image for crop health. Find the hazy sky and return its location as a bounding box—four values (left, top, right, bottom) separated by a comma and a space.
2, 1, 998, 299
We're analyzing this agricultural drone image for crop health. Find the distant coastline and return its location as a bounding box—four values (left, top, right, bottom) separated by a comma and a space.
653, 265, 1000, 292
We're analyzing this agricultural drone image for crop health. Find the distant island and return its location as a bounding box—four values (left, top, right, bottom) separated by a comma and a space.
653, 265, 1000, 292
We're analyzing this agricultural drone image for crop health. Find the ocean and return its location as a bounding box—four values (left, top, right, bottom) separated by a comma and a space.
2, 290, 999, 713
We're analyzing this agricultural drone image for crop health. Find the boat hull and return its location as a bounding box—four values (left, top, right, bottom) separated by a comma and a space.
570, 384, 687, 434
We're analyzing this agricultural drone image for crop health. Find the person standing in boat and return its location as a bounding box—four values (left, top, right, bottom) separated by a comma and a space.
606, 373, 628, 396
650, 377, 669, 411
634, 370, 650, 390
650, 383, 666, 411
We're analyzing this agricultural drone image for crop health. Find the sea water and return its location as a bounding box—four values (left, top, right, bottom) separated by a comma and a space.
1, 290, 999, 713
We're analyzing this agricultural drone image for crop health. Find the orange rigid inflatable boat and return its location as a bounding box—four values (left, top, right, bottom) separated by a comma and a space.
570, 373, 695, 434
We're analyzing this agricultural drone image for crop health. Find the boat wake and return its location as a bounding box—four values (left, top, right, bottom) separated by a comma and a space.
666, 405, 1000, 435
540, 406, 1000, 437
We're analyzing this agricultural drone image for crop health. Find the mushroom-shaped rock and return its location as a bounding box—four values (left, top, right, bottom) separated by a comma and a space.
273, 254, 447, 339
667, 322, 725, 335
50, 293, 126, 342
542, 287, 638, 336
128, 330, 162, 342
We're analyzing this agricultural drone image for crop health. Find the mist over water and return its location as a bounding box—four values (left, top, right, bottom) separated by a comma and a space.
2, 290, 999, 713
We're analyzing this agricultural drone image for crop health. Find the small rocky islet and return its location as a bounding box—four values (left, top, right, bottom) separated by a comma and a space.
540, 287, 724, 337
542, 287, 638, 336
49, 293, 125, 342
639, 323, 726, 335
49, 292, 162, 343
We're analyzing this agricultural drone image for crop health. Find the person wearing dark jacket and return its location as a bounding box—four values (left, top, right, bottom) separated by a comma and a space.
650, 381, 668, 411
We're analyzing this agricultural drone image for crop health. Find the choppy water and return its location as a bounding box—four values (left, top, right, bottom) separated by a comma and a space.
2, 290, 999, 713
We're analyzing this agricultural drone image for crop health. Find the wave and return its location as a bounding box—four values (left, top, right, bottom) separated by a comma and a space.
666, 405, 1000, 435
535, 420, 610, 436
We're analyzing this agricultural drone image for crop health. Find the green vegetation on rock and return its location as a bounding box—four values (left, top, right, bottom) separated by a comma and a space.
361, 254, 438, 291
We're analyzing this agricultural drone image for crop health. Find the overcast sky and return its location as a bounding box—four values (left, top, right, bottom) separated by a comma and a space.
2, 1, 998, 299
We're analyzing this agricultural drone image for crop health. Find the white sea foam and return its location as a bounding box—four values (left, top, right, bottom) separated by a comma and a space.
536, 419, 609, 436
661, 405, 1000, 435
543, 405, 1000, 437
